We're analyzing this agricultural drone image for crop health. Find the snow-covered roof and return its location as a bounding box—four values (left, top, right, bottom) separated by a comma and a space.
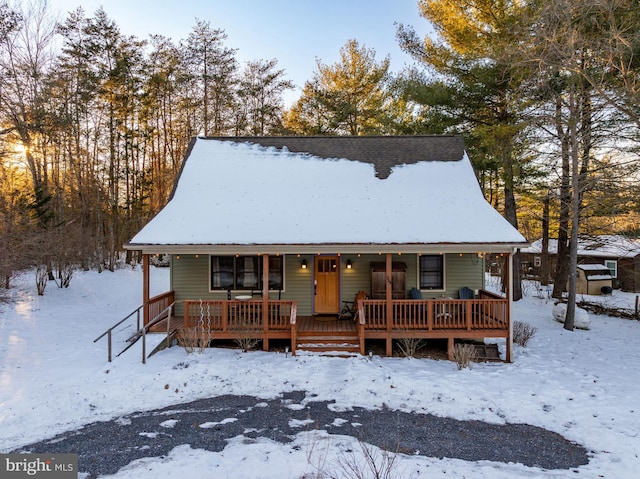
522, 236, 640, 258
577, 264, 613, 280
577, 264, 611, 271
126, 136, 528, 252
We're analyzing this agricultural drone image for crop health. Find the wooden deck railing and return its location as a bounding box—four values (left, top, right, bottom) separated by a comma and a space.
360, 296, 508, 332
147, 291, 175, 325
183, 299, 295, 333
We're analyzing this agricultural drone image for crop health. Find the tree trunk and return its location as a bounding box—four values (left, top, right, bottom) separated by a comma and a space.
552, 93, 571, 299
502, 140, 523, 301
541, 192, 550, 285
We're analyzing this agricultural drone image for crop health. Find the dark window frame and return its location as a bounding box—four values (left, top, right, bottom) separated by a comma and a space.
210, 255, 284, 291
419, 254, 444, 290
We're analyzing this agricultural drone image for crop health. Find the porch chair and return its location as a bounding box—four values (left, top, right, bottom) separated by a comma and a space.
458, 286, 476, 323
409, 287, 428, 324
339, 290, 367, 320
458, 287, 474, 299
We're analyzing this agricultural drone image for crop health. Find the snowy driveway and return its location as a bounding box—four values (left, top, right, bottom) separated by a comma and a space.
15, 390, 588, 478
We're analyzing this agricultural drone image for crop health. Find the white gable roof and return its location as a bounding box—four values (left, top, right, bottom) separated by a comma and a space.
126, 137, 527, 251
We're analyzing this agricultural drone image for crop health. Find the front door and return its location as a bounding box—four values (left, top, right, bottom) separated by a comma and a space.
314, 256, 340, 315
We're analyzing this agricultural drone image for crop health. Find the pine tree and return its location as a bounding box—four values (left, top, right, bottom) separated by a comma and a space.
235, 59, 293, 135
285, 39, 390, 135
182, 20, 237, 136
397, 0, 533, 300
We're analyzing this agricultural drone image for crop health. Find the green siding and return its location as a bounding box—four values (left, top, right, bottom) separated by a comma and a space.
439, 253, 485, 298
170, 252, 485, 316
281, 255, 313, 315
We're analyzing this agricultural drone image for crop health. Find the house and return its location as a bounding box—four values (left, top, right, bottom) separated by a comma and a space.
124, 136, 528, 361
521, 235, 640, 292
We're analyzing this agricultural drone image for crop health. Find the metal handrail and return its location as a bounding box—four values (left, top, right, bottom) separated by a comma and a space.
93, 305, 144, 362
116, 301, 180, 363
94, 299, 183, 364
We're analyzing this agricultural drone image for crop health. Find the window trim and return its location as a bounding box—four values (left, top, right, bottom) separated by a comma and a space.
209, 254, 285, 292
417, 254, 445, 292
604, 259, 618, 278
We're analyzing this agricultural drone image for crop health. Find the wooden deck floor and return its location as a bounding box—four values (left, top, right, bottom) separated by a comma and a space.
297, 316, 357, 333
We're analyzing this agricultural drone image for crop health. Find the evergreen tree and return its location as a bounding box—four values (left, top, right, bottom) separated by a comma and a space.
182, 20, 237, 136
285, 39, 390, 135
235, 58, 293, 135
397, 0, 533, 299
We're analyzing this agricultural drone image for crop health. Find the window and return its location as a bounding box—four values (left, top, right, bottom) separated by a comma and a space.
419, 255, 444, 290
210, 255, 283, 291
604, 260, 617, 278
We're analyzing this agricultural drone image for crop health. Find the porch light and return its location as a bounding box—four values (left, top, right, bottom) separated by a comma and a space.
346, 259, 353, 269
301, 259, 307, 269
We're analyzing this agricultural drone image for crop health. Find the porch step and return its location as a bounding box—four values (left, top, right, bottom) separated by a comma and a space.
296, 344, 360, 357
473, 343, 501, 361
296, 333, 360, 355
296, 348, 360, 358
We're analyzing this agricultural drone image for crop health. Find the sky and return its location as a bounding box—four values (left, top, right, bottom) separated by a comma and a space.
48, 0, 431, 106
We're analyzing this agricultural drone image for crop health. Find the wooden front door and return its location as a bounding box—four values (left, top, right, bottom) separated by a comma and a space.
314, 256, 340, 315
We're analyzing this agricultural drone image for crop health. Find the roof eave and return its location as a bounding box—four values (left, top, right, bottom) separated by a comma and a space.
124, 241, 529, 255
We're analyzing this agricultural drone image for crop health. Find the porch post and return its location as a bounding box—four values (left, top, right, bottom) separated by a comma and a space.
385, 253, 393, 356
262, 254, 269, 351
143, 253, 150, 325
506, 251, 514, 363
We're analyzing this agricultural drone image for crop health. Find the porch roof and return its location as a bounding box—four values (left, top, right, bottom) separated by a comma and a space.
125, 136, 528, 253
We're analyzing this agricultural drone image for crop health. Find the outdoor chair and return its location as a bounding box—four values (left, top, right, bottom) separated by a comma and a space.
339, 290, 367, 320
409, 287, 423, 299
458, 286, 476, 323
458, 287, 474, 299
408, 287, 429, 325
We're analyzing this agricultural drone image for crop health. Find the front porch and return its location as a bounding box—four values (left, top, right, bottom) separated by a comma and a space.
147, 290, 510, 360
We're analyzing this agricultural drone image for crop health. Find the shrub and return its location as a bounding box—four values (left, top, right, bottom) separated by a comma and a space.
176, 327, 209, 353
35, 266, 48, 295
334, 439, 414, 479
233, 335, 261, 352
452, 343, 476, 370
396, 337, 426, 358
513, 320, 538, 347
231, 315, 262, 352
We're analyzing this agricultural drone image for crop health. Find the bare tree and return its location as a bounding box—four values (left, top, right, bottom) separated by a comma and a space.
0, 0, 57, 224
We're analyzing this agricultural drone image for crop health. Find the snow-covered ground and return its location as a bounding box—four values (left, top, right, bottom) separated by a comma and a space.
1, 267, 639, 478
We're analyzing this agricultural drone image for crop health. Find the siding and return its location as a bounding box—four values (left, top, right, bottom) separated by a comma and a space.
170, 252, 486, 316
439, 253, 485, 298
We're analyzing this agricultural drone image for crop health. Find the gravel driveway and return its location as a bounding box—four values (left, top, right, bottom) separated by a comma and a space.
15, 390, 589, 478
